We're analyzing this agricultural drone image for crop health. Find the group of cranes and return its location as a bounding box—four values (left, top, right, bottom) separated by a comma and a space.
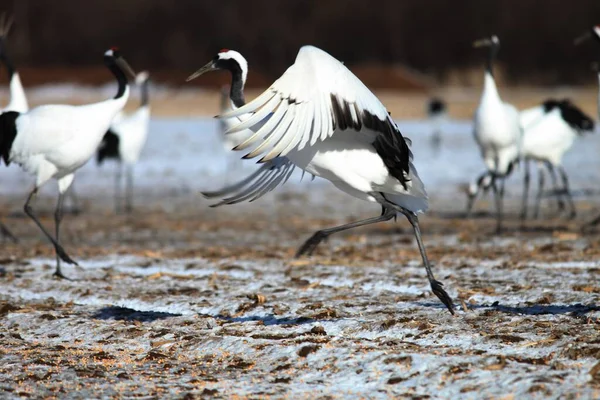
0, 48, 137, 278
466, 29, 599, 230
0, 17, 151, 278
2, 19, 600, 314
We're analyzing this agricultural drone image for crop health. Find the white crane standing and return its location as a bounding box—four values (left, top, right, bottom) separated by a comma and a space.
469, 35, 522, 232
0, 14, 27, 243
187, 46, 454, 314
519, 99, 594, 219
466, 99, 594, 220
0, 48, 136, 278
97, 71, 150, 213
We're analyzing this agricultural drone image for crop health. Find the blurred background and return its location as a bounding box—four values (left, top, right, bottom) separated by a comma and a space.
0, 0, 599, 118
1, 0, 599, 85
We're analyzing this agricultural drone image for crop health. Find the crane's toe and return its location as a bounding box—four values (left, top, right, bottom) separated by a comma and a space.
430, 280, 455, 315
54, 245, 78, 266
295, 232, 327, 258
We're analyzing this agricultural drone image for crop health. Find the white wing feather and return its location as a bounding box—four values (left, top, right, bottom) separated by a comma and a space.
202, 157, 296, 207
219, 46, 393, 162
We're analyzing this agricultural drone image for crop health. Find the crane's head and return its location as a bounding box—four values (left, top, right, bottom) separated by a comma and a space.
104, 47, 137, 79
473, 35, 500, 49
135, 71, 150, 85
0, 13, 14, 57
574, 25, 600, 46
186, 49, 248, 84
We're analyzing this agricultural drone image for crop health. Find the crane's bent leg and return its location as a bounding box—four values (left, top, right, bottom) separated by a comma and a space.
520, 160, 530, 220
370, 192, 454, 314
53, 193, 71, 279
23, 188, 78, 268
558, 166, 576, 219
546, 162, 565, 213
295, 208, 396, 257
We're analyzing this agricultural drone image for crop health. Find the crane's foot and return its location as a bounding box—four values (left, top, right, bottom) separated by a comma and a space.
430, 279, 455, 315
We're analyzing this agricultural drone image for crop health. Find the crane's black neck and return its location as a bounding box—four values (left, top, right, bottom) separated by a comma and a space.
229, 68, 245, 108
486, 45, 499, 77
105, 58, 128, 99
0, 39, 15, 79
140, 79, 149, 106
216, 58, 246, 108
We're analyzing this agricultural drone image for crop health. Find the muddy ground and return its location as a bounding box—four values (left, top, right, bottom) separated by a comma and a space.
0, 186, 599, 399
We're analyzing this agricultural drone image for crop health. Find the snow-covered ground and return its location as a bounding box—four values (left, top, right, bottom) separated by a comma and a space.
2, 115, 599, 204
1, 117, 600, 398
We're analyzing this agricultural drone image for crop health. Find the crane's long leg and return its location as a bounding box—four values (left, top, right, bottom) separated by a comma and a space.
533, 165, 545, 219
125, 165, 134, 213
401, 209, 454, 314
295, 208, 396, 257
23, 188, 78, 267
53, 193, 70, 279
114, 163, 122, 214
0, 220, 18, 243
520, 159, 530, 220
546, 162, 565, 213
491, 176, 503, 233
558, 166, 576, 219
370, 193, 454, 314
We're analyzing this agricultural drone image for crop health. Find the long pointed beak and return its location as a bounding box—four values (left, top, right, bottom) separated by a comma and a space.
186, 61, 217, 82
116, 57, 137, 80
574, 31, 592, 46
473, 38, 492, 48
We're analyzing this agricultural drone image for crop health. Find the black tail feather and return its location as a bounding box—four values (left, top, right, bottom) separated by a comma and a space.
97, 129, 121, 165
0, 111, 19, 166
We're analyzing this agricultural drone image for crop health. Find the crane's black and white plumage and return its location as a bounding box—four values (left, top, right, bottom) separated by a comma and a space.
469, 35, 522, 232
575, 25, 600, 228
187, 46, 454, 314
0, 14, 27, 243
0, 48, 135, 278
426, 97, 447, 151
468, 99, 594, 219
97, 71, 150, 213
519, 99, 594, 219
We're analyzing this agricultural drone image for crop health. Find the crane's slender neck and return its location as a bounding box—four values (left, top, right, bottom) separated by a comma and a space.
230, 68, 246, 108
140, 79, 149, 106
486, 45, 499, 77
105, 60, 128, 100
0, 40, 15, 79
482, 71, 501, 104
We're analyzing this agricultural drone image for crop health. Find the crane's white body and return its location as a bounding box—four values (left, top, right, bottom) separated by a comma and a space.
2, 72, 28, 113
520, 106, 578, 166
222, 46, 427, 213
9, 89, 129, 193
110, 104, 150, 165
473, 73, 521, 174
